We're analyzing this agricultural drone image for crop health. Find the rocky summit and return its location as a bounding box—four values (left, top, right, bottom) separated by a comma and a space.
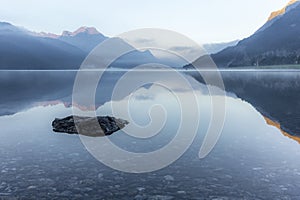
52, 116, 128, 137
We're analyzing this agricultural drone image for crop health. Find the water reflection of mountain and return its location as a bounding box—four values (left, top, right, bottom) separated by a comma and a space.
265, 116, 300, 144
0, 71, 124, 115
2, 70, 300, 143
188, 70, 300, 138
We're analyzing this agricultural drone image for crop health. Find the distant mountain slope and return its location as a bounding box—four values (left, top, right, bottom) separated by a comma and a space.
0, 22, 160, 69
103, 37, 160, 68
58, 27, 108, 52
203, 40, 239, 54
56, 27, 161, 68
189, 0, 300, 68
0, 22, 85, 69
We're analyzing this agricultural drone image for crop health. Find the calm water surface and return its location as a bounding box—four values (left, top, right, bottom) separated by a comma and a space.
0, 70, 300, 199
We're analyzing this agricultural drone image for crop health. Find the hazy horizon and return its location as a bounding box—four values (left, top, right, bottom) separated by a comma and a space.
0, 0, 290, 43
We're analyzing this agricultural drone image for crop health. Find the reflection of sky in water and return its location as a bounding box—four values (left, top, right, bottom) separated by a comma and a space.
1, 82, 300, 199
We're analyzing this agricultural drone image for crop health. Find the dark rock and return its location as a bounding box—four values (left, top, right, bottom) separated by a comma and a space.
52, 116, 128, 137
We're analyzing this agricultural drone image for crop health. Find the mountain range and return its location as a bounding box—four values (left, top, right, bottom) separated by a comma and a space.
1, 0, 300, 69
0, 21, 242, 69
196, 0, 300, 68
0, 22, 86, 69
0, 22, 160, 69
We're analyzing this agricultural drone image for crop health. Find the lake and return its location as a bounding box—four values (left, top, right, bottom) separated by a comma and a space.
1, 70, 300, 199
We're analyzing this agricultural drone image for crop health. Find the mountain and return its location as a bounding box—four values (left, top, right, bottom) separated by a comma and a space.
0, 22, 159, 69
189, 0, 300, 68
203, 40, 239, 54
0, 22, 85, 69
58, 27, 108, 52
105, 37, 160, 68
270, 0, 298, 18
56, 27, 160, 68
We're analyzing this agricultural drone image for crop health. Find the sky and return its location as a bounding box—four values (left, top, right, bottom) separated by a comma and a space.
0, 0, 289, 43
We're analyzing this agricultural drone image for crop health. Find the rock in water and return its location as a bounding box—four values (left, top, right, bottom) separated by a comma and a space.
52, 116, 128, 137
